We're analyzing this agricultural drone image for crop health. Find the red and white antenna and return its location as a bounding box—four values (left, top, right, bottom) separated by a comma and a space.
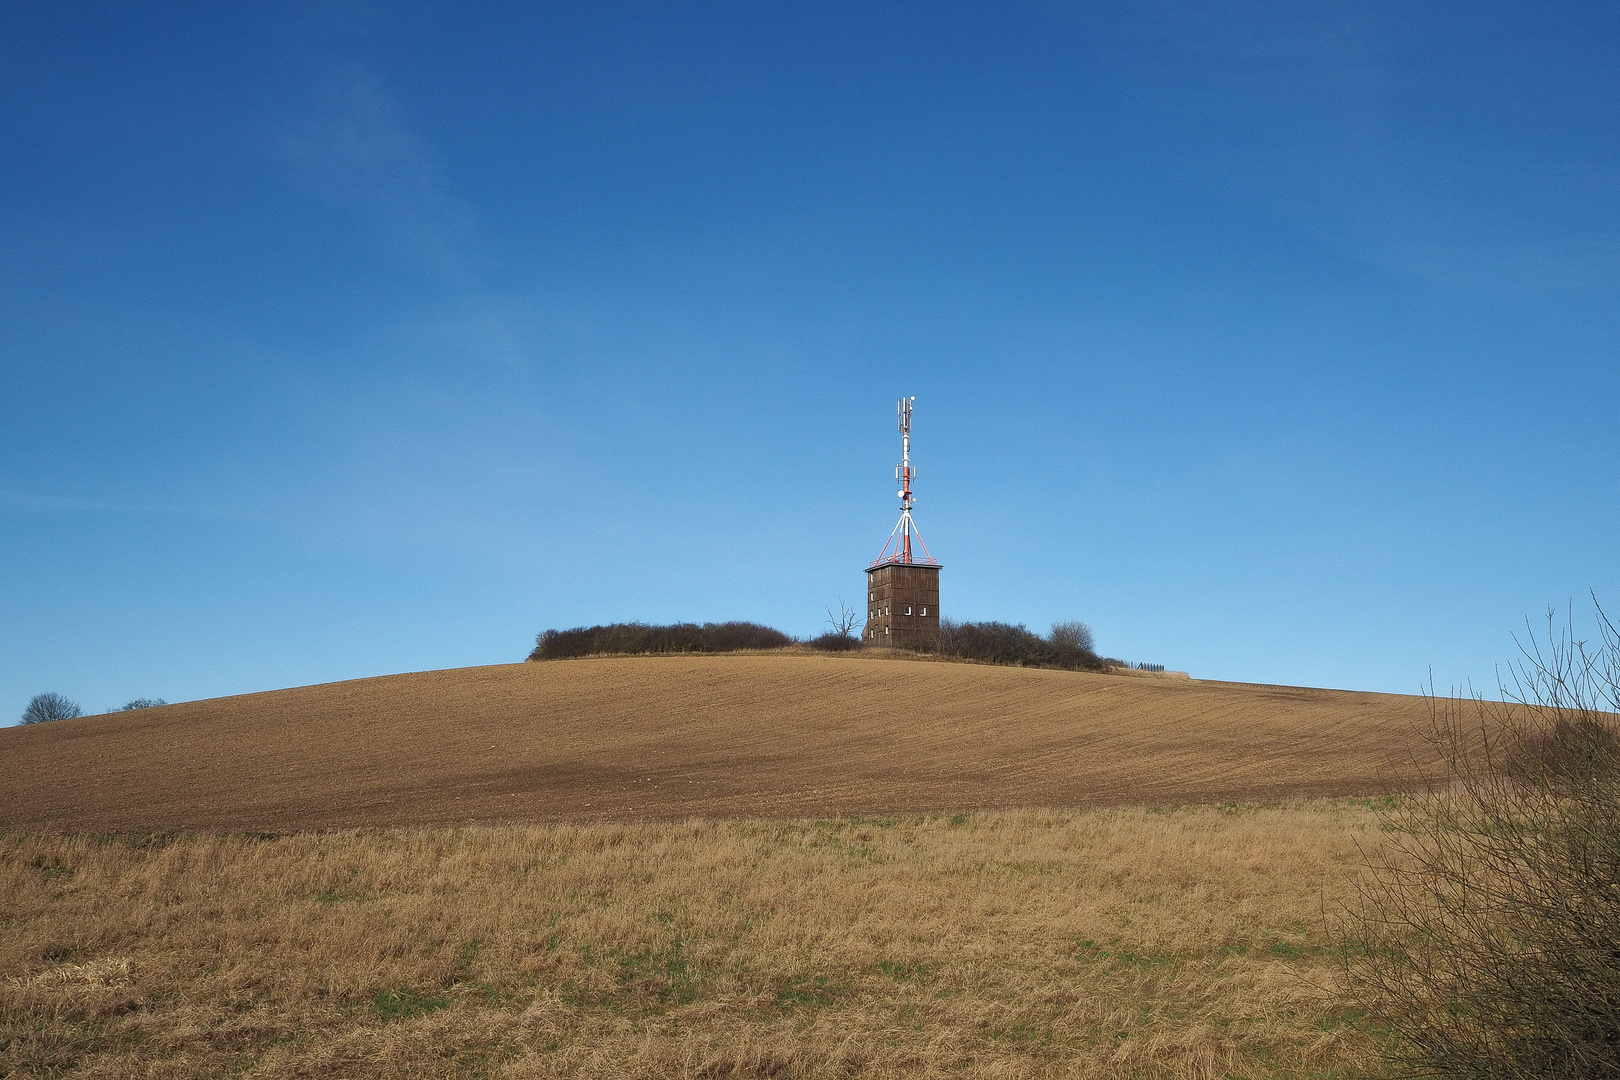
871, 396, 938, 567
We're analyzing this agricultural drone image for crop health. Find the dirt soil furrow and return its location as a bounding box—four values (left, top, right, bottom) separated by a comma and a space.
0, 653, 1436, 830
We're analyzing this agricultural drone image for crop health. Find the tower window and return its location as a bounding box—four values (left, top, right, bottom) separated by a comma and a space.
904, 606, 912, 615
920, 606, 928, 616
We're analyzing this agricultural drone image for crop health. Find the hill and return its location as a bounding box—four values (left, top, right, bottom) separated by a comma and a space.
0, 653, 1436, 831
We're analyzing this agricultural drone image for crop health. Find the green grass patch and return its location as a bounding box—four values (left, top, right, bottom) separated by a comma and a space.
1072, 939, 1175, 969
311, 889, 373, 904
370, 988, 449, 1022
876, 959, 937, 982
774, 973, 848, 1009
610, 941, 697, 1006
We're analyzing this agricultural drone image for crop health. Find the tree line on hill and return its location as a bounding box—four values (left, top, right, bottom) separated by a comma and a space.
530, 622, 794, 660
18, 692, 167, 725
529, 617, 1115, 672
904, 618, 1113, 671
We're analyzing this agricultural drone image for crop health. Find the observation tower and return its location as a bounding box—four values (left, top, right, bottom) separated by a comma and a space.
863, 396, 941, 645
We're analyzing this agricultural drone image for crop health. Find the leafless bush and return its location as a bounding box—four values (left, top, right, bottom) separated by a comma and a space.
529, 622, 792, 660
1344, 598, 1620, 1079
1049, 620, 1095, 654
21, 693, 81, 725
903, 619, 1105, 672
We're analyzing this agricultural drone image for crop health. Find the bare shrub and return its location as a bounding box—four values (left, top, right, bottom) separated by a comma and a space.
904, 618, 1105, 672
21, 693, 81, 725
119, 698, 167, 712
530, 622, 792, 660
1049, 620, 1095, 654
809, 632, 857, 651
1344, 599, 1620, 1079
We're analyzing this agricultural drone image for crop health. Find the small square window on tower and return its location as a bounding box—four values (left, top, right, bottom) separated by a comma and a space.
920, 606, 927, 616
904, 606, 912, 615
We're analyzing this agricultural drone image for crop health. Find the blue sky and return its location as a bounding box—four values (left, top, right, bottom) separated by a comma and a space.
3, 1, 1617, 719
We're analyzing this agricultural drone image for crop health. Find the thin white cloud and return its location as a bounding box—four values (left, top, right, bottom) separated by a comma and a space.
282, 66, 479, 284
279, 66, 532, 369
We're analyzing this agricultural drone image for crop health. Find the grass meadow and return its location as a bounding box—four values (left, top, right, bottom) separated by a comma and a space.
2, 802, 1393, 1079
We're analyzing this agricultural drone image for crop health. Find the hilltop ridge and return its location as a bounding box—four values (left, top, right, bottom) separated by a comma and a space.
0, 653, 1433, 831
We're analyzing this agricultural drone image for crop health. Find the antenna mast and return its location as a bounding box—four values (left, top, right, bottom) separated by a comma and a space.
898, 396, 914, 562
871, 396, 937, 567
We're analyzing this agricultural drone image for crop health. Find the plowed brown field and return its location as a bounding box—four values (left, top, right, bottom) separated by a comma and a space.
0, 653, 1436, 831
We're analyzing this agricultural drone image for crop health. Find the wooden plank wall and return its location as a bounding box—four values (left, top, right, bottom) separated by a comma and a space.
863, 564, 941, 645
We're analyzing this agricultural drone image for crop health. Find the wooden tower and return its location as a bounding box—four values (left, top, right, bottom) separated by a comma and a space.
863, 396, 941, 645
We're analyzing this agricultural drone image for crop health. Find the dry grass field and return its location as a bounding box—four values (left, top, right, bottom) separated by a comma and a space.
2, 654, 1440, 1076
2, 802, 1392, 1079
0, 653, 1435, 832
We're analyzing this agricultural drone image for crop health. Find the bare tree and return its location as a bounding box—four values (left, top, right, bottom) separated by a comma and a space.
1048, 620, 1095, 654
826, 600, 861, 639
120, 698, 167, 711
21, 692, 82, 724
